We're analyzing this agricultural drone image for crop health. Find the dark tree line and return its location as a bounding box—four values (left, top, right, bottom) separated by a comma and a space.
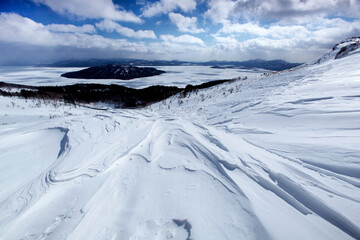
0, 79, 232, 108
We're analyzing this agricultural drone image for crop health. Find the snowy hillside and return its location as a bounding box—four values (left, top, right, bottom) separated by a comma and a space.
0, 38, 360, 240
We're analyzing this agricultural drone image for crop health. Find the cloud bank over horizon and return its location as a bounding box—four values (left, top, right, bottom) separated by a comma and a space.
0, 0, 359, 65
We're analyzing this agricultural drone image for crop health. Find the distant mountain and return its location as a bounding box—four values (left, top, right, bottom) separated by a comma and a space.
61, 65, 165, 80
207, 59, 301, 71
45, 59, 190, 68
46, 58, 301, 71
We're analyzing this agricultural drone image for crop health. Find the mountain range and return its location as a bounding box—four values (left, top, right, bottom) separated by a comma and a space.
45, 58, 301, 71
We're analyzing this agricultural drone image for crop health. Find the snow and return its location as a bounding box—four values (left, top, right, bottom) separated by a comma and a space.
0, 42, 360, 239
0, 66, 265, 88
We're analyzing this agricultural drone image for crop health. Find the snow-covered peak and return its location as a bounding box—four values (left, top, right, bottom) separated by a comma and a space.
333, 37, 360, 51
315, 37, 360, 64
333, 37, 360, 59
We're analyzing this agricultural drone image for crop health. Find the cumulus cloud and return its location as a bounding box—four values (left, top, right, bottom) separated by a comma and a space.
1, 1, 359, 66
46, 24, 96, 33
205, 0, 360, 23
220, 22, 310, 38
148, 40, 209, 61
0, 13, 144, 50
209, 37, 311, 62
217, 17, 360, 42
96, 19, 156, 39
0, 13, 206, 64
254, 0, 360, 20
212, 35, 238, 45
309, 18, 360, 44
32, 0, 142, 23
141, 0, 197, 17
204, 0, 236, 23
0, 13, 57, 46
160, 34, 205, 45
204, 0, 360, 62
168, 12, 204, 33
212, 17, 360, 62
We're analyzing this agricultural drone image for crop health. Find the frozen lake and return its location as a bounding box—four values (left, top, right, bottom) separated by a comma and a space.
0, 66, 265, 89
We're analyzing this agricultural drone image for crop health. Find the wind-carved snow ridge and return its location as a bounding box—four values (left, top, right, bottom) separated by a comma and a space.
0, 38, 360, 239
0, 127, 71, 227
49, 127, 69, 158
268, 171, 360, 239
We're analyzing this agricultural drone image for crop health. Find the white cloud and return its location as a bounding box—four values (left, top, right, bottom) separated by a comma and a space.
0, 13, 146, 50
168, 12, 204, 33
212, 35, 238, 45
141, 0, 197, 17
1, 9, 359, 65
217, 18, 360, 42
96, 19, 156, 39
160, 34, 205, 45
310, 18, 360, 44
204, 0, 236, 23
205, 0, 360, 24
33, 0, 142, 23
212, 17, 360, 62
1, 13, 209, 63
203, 0, 360, 62
148, 40, 209, 61
220, 22, 310, 39
0, 13, 55, 46
210, 37, 312, 62
46, 24, 96, 34
260, 0, 360, 19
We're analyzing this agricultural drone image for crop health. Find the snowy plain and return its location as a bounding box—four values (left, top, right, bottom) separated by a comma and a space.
0, 65, 265, 88
0, 39, 360, 239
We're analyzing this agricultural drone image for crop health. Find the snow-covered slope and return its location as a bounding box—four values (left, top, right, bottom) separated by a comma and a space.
0, 39, 360, 240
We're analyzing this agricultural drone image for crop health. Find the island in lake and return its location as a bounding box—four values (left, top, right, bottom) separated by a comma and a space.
61, 65, 165, 80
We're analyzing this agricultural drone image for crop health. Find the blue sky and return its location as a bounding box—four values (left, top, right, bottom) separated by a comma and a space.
0, 0, 359, 65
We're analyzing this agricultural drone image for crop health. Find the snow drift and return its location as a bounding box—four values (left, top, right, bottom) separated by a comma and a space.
0, 38, 359, 239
